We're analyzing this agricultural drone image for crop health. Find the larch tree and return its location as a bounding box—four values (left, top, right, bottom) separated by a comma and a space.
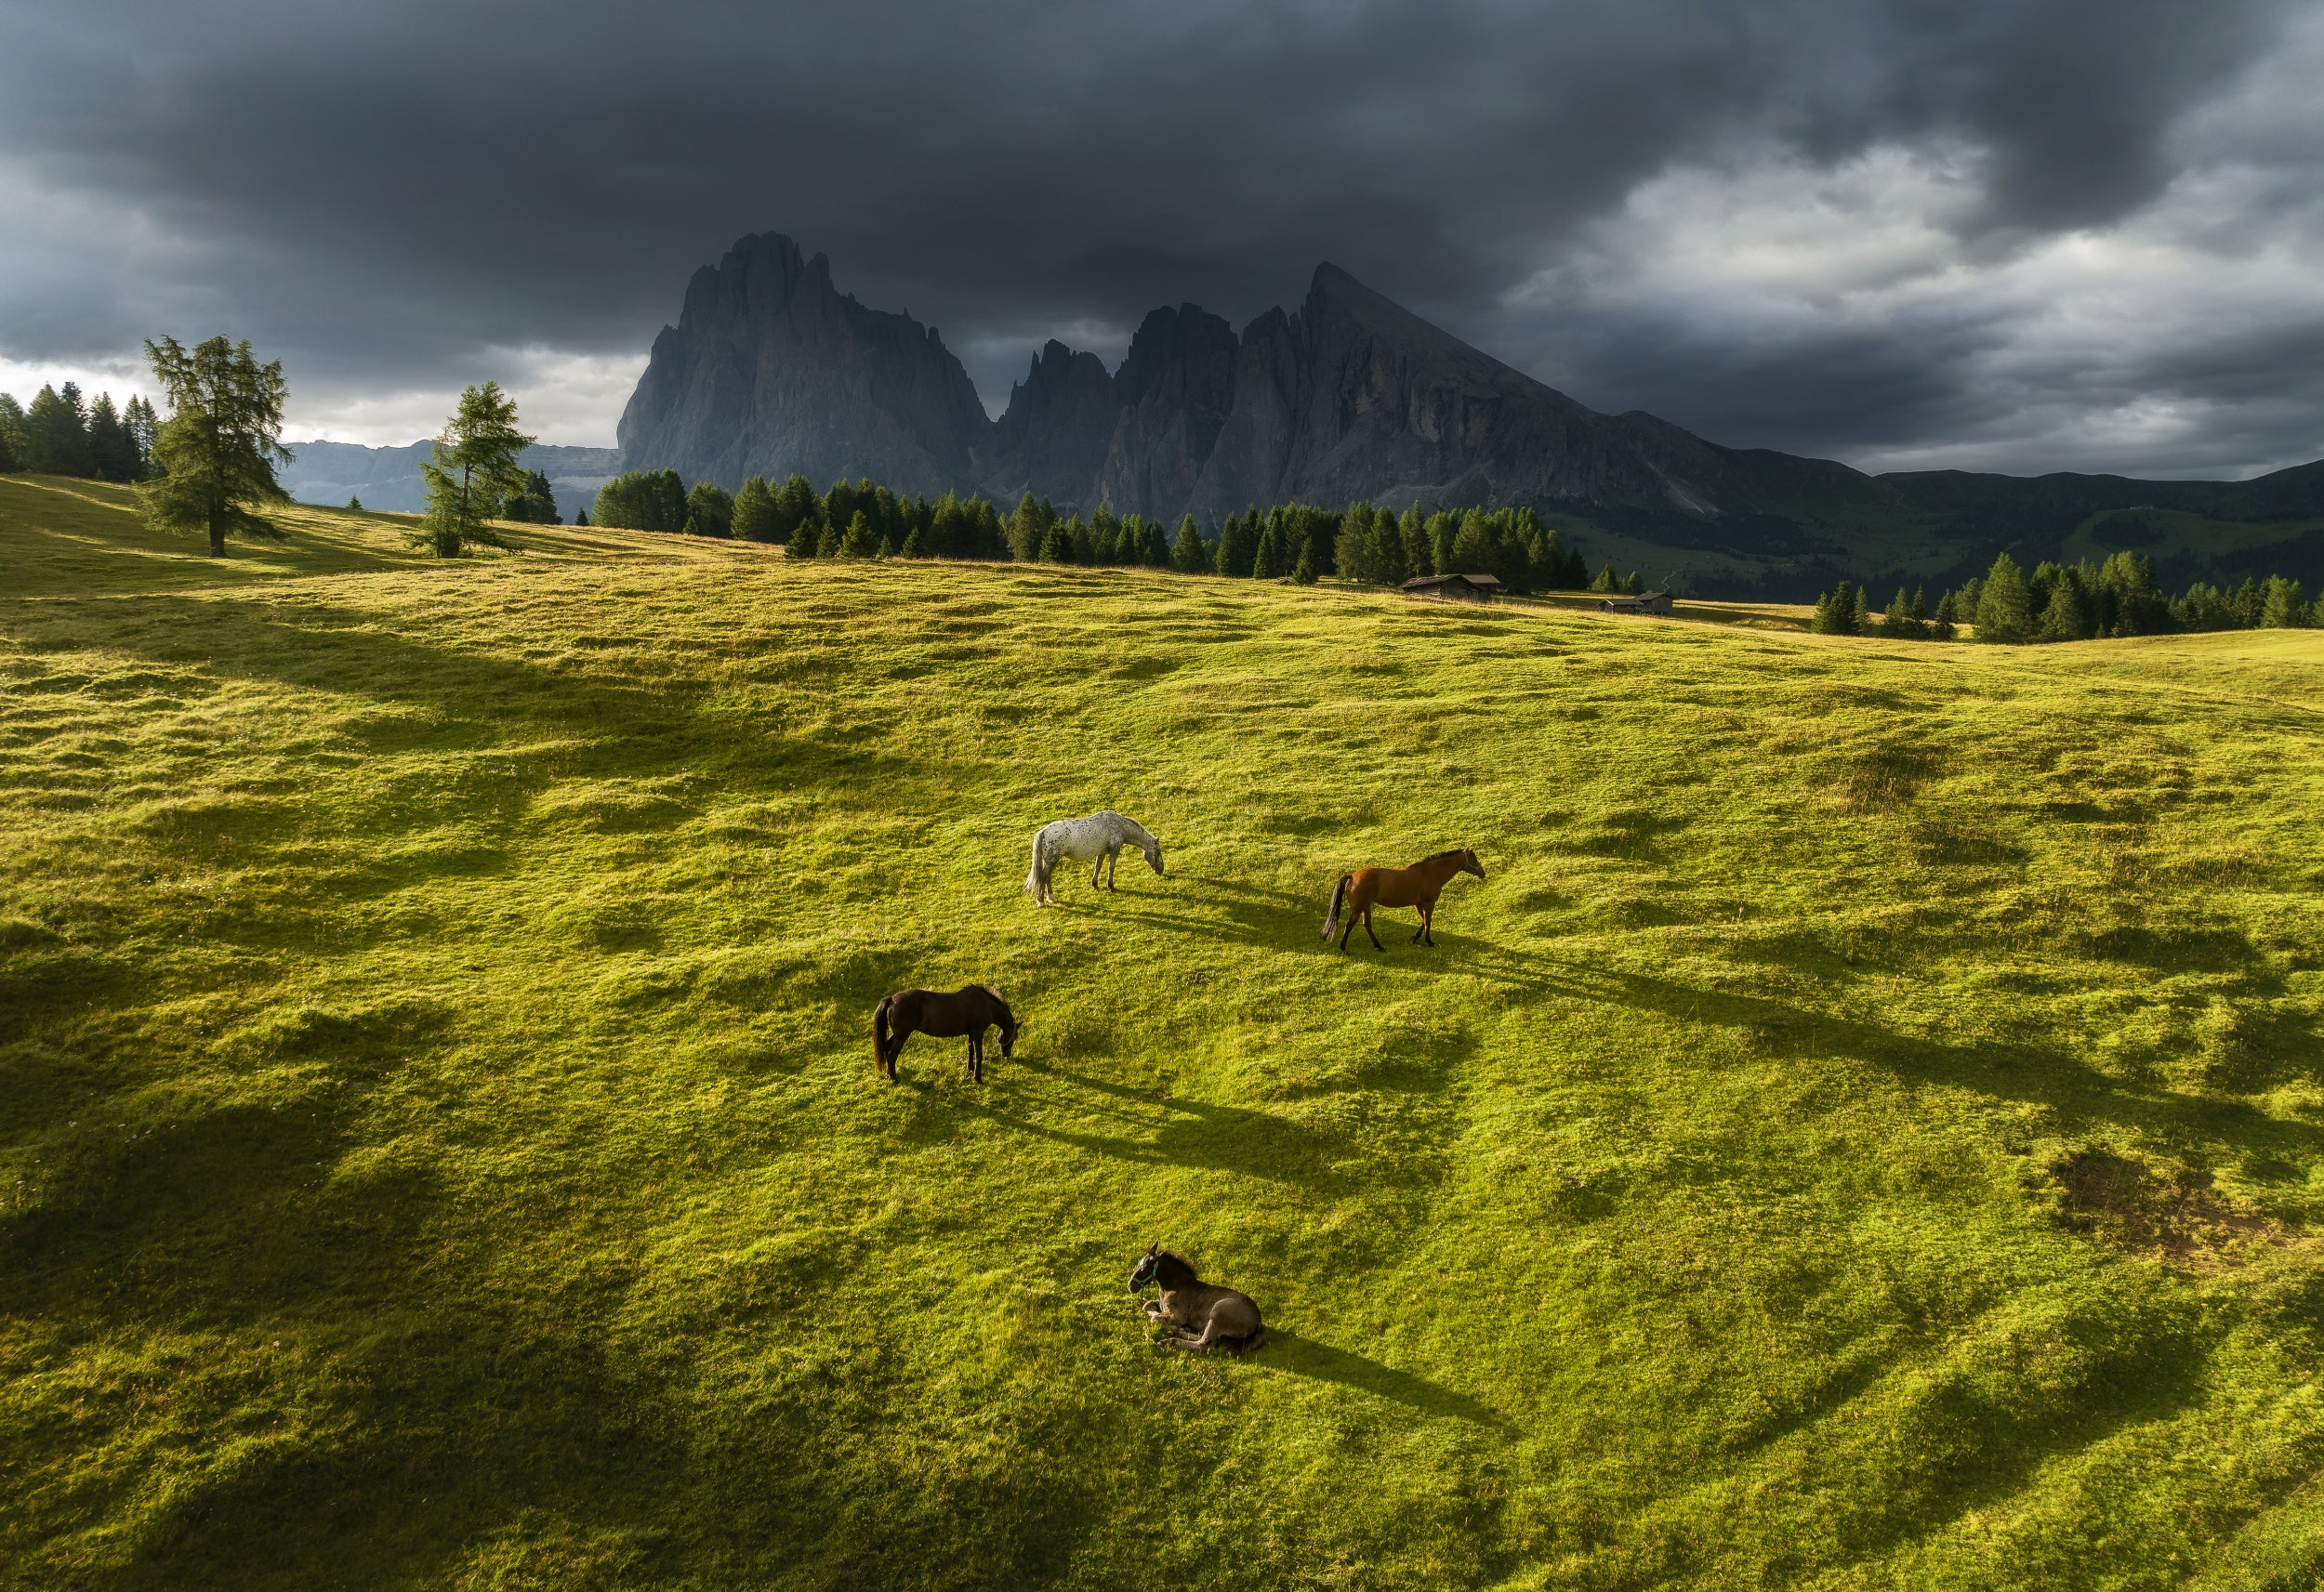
139, 336, 292, 557
420, 381, 534, 556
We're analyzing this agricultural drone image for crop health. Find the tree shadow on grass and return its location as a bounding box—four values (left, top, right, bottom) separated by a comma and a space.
1463, 951, 2324, 1174
1258, 1328, 1512, 1428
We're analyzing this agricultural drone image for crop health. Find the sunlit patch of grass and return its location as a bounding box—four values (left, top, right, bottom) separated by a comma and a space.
2, 476, 2322, 1588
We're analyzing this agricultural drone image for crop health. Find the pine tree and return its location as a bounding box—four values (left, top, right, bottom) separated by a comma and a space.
1932, 588, 1960, 640
1845, 582, 1864, 627
1172, 516, 1208, 573
899, 523, 929, 558
1816, 580, 1860, 635
2260, 575, 2312, 628
971, 499, 1006, 559
1252, 520, 1281, 578
348, 495, 363, 512
138, 336, 292, 557
1335, 504, 1376, 584
1038, 520, 1075, 562
1591, 564, 1621, 594
2038, 572, 2092, 640
1974, 553, 2034, 643
838, 510, 878, 558
0, 392, 24, 473
1006, 492, 1052, 560
772, 475, 818, 544
1291, 543, 1317, 585
87, 394, 140, 481
732, 475, 780, 541
125, 395, 158, 476
24, 385, 93, 476
681, 481, 734, 538
417, 381, 533, 556
500, 470, 559, 524
2099, 550, 2169, 635
574, 507, 588, 527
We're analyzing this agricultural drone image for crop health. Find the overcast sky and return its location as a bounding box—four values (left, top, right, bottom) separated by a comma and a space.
3, 0, 2320, 478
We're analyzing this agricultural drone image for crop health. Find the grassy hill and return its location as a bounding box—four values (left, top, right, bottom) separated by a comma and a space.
4, 474, 2322, 1590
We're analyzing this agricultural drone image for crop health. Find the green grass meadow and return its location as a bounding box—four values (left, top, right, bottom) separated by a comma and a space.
5, 475, 2324, 1589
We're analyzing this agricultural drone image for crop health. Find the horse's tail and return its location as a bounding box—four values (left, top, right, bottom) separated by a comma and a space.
1023, 831, 1047, 899
872, 995, 894, 1073
1322, 874, 1352, 941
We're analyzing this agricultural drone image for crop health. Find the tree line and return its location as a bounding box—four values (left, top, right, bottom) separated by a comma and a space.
0, 384, 159, 480
27, 337, 2317, 622
587, 469, 1611, 593
1810, 549, 2324, 641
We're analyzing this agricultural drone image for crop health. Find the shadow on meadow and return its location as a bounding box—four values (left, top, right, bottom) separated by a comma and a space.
1259, 1328, 1512, 1428
0, 1020, 770, 1589
920, 1057, 1366, 1193
1446, 942, 2324, 1191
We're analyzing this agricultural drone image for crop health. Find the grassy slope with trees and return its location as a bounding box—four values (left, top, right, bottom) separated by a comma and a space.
4, 477, 2323, 1590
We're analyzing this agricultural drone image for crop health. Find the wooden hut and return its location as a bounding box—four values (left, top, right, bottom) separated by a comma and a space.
1598, 590, 1674, 615
1400, 573, 1501, 604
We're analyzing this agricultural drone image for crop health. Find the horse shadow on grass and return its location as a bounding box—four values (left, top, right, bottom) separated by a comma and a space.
1259, 1328, 1512, 1429
912, 1057, 1366, 1194
1084, 873, 1497, 972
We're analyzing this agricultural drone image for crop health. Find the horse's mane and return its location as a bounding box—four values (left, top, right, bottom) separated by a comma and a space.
1422, 847, 1470, 863
1153, 1249, 1198, 1283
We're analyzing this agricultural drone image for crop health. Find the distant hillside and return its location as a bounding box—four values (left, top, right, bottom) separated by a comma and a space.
280, 440, 620, 517
613, 232, 2324, 599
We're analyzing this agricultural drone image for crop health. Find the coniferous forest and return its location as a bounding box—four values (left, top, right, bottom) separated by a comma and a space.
0, 384, 157, 481
584, 465, 2324, 637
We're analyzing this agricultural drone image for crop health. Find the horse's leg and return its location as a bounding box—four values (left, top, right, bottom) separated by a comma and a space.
1167, 1316, 1230, 1352
1105, 844, 1118, 890
1421, 898, 1437, 946
971, 1029, 984, 1084
1364, 905, 1384, 951
886, 1022, 910, 1080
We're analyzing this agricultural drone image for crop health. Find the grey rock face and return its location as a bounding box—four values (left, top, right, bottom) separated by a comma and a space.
1090, 306, 1239, 523
1183, 264, 1780, 521
981, 340, 1120, 507
612, 234, 1885, 525
615, 232, 992, 496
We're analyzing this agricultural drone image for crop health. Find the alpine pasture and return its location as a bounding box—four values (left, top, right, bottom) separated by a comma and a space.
4, 474, 2322, 1590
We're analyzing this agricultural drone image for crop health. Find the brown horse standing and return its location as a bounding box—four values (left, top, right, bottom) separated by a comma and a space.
871, 986, 1017, 1082
1322, 847, 1486, 951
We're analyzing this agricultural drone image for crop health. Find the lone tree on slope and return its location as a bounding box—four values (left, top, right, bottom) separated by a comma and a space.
420, 381, 534, 557
139, 336, 291, 557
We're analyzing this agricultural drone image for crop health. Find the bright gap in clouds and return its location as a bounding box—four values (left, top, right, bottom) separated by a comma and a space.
0, 348, 643, 452
278, 348, 648, 449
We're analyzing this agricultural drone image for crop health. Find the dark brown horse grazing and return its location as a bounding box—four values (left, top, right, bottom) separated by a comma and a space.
1322, 847, 1486, 951
871, 986, 1017, 1083
1128, 1243, 1265, 1352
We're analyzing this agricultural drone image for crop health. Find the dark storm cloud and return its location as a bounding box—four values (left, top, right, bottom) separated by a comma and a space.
2, 0, 2317, 471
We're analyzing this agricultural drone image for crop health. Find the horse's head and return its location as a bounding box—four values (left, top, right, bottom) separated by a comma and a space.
1459, 848, 1486, 881
1142, 835, 1165, 876
990, 992, 1018, 1059
1128, 1242, 1161, 1294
